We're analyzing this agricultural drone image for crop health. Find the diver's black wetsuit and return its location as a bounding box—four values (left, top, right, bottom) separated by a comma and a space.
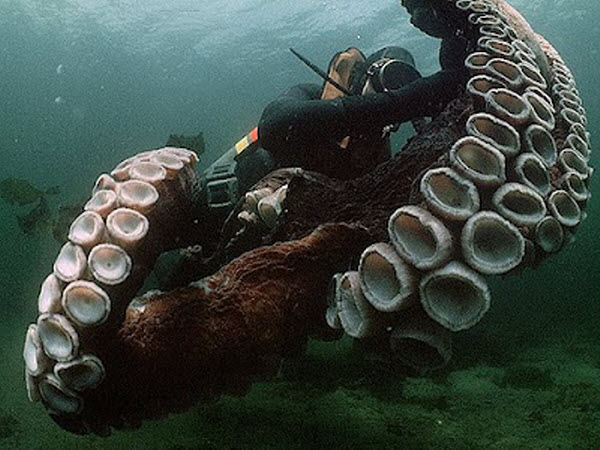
258, 68, 467, 180
257, 82, 391, 179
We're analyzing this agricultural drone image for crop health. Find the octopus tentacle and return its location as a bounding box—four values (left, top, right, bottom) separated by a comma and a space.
24, 147, 202, 429
41, 221, 369, 434
329, 0, 592, 369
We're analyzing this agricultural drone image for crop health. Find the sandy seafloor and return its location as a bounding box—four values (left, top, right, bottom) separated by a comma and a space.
1, 0, 599, 448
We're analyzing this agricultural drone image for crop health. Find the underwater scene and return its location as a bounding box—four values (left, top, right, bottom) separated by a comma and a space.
1, 0, 599, 448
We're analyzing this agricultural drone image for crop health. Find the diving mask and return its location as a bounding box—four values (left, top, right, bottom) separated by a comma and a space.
361, 57, 421, 95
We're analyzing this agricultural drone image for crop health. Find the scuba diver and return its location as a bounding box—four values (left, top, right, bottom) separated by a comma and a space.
202, 0, 470, 207
210, 42, 467, 193
257, 45, 426, 181
254, 0, 471, 181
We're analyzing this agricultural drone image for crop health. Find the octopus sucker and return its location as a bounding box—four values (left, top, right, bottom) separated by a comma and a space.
388, 205, 454, 271
389, 308, 453, 370
513, 152, 551, 196
61, 281, 112, 327
523, 124, 558, 167
336, 271, 383, 339
419, 260, 491, 332
23, 0, 593, 434
466, 112, 521, 157
491, 182, 547, 227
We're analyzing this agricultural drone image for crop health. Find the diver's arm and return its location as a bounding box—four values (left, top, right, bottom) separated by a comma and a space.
258, 93, 348, 151
258, 69, 467, 153
339, 69, 468, 131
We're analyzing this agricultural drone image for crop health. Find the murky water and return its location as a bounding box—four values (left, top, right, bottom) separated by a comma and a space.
1, 0, 598, 447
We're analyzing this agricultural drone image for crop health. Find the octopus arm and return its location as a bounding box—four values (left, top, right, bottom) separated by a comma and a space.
52, 223, 370, 433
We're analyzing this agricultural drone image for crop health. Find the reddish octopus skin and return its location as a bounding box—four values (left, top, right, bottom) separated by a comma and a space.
52, 223, 370, 434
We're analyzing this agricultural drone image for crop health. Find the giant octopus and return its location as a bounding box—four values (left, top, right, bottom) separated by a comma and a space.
22, 0, 593, 435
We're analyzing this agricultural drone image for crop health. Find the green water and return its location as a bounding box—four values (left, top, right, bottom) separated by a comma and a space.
1, 0, 599, 448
